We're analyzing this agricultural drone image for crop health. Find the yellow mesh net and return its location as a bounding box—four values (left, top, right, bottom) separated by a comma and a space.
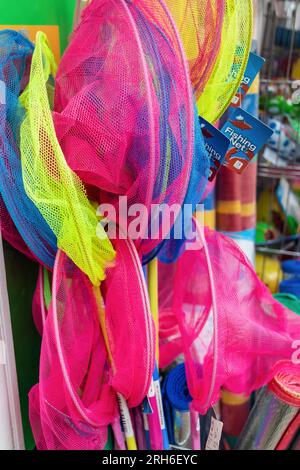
20, 32, 115, 286
197, 0, 253, 123
165, 0, 224, 99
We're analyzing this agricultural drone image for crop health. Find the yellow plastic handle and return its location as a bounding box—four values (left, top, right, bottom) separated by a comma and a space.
148, 258, 159, 362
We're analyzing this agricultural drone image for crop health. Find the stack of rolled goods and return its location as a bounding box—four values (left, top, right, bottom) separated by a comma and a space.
236, 365, 300, 450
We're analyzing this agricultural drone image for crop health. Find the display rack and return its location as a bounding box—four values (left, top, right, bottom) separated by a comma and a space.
257, 0, 300, 295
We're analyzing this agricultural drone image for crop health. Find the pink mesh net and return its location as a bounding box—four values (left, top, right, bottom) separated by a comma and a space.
53, 0, 194, 258
102, 236, 155, 408
159, 261, 183, 369
29, 250, 118, 450
159, 221, 300, 413
30, 234, 155, 449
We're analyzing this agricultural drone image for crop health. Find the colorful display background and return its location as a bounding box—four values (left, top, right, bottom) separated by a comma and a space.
0, 25, 60, 63
0, 0, 76, 53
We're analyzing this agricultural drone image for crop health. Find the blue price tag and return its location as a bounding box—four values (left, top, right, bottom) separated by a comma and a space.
199, 116, 231, 181
221, 107, 273, 174
230, 52, 265, 109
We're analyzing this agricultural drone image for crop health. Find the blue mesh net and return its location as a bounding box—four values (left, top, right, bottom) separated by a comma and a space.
0, 30, 57, 267
143, 103, 209, 264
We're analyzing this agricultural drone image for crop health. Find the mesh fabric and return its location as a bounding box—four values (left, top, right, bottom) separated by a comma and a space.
197, 0, 253, 123
54, 0, 194, 259
101, 236, 155, 407
159, 221, 300, 413
152, 102, 210, 263
31, 235, 155, 411
158, 259, 183, 369
29, 250, 118, 450
0, 30, 57, 267
0, 196, 34, 260
20, 32, 115, 286
164, 0, 225, 98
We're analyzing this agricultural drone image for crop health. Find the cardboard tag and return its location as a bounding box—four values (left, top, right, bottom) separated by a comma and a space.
221, 107, 273, 174
230, 52, 265, 109
199, 116, 231, 181
205, 417, 223, 451
117, 394, 134, 437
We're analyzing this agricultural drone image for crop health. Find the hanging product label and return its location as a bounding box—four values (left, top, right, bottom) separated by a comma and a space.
117, 393, 135, 438
154, 380, 166, 430
230, 52, 265, 109
221, 107, 273, 174
199, 116, 231, 182
205, 417, 224, 450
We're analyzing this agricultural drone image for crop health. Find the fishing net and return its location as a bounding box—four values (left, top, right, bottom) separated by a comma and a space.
19, 31, 115, 286
54, 0, 194, 260
159, 260, 183, 368
0, 30, 57, 268
197, 0, 253, 123
0, 196, 34, 260
31, 234, 155, 412
126, 0, 195, 258
148, 103, 210, 264
29, 250, 119, 450
164, 0, 225, 98
159, 220, 300, 413
101, 236, 155, 407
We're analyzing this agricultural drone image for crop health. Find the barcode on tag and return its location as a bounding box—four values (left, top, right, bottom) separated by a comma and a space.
154, 380, 166, 429
117, 394, 134, 437
205, 417, 223, 450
